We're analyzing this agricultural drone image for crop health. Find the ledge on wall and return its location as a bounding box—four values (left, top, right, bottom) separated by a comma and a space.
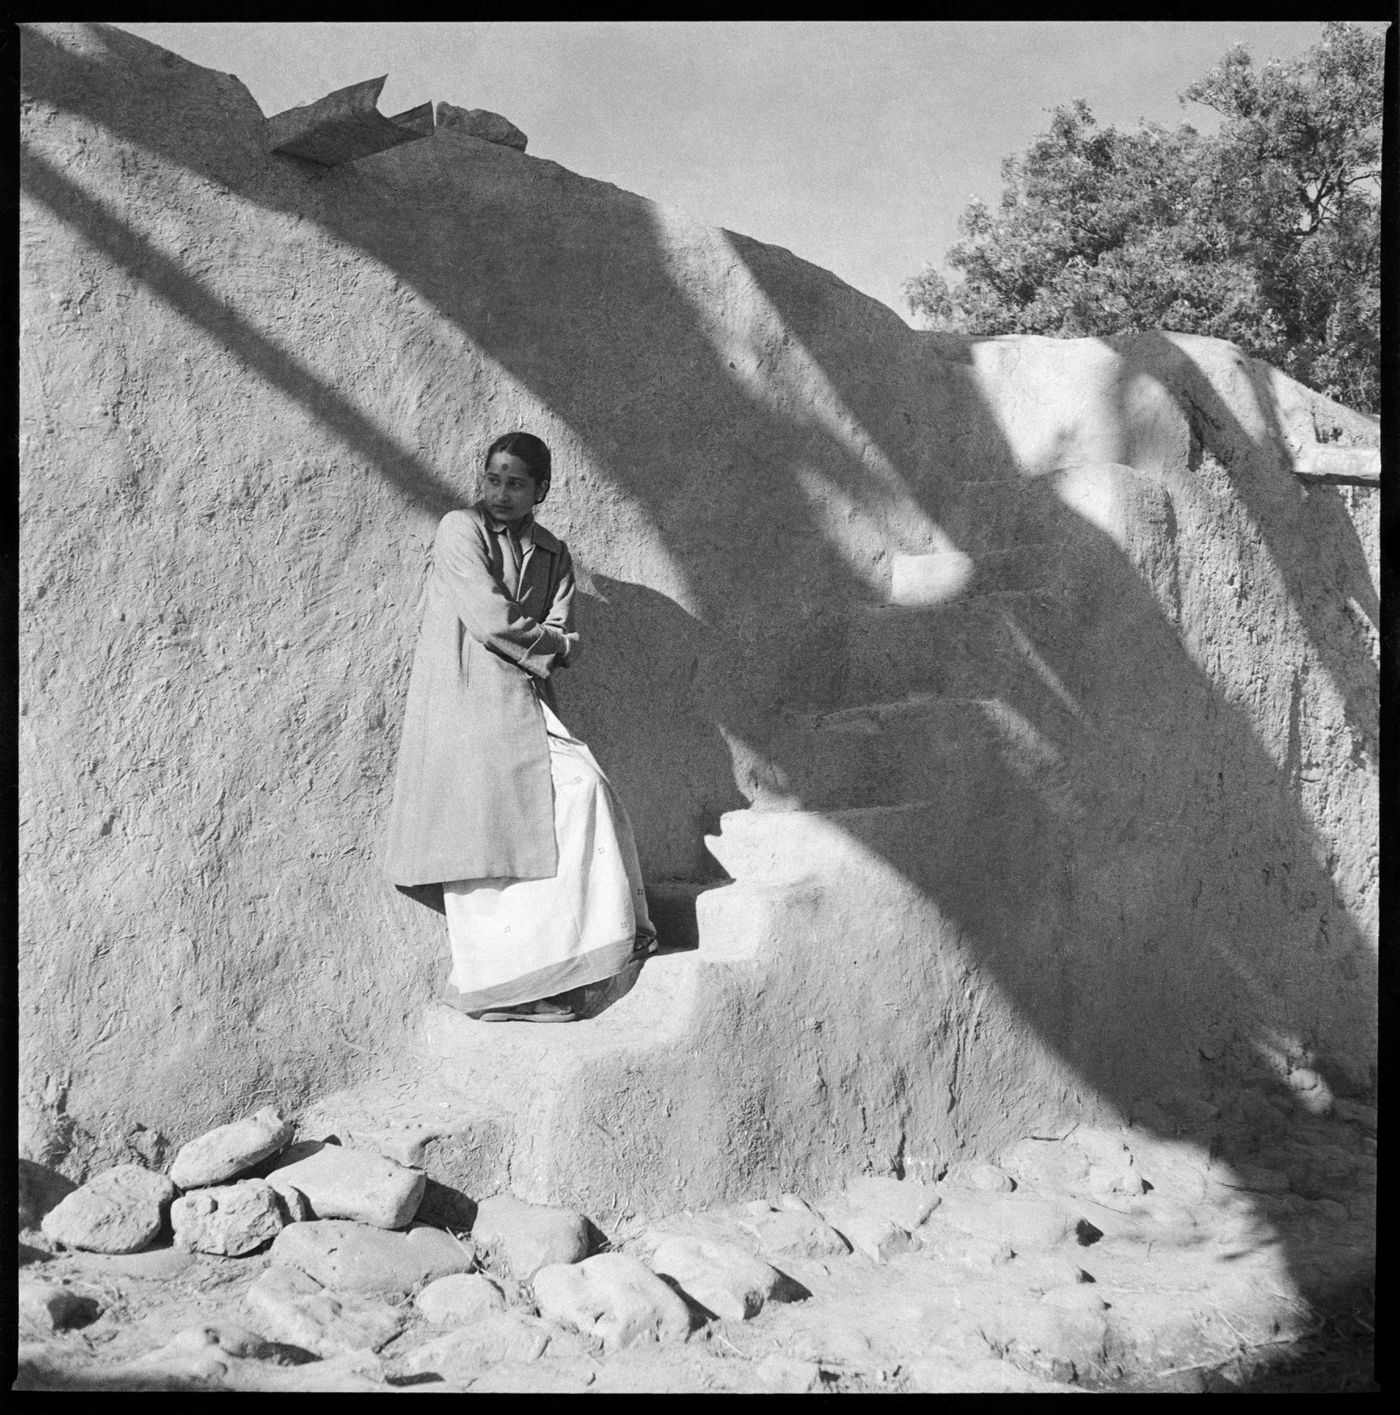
1292, 446, 1381, 487
266, 75, 433, 167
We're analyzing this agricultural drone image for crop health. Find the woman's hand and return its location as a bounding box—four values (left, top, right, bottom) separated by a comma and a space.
560, 631, 582, 666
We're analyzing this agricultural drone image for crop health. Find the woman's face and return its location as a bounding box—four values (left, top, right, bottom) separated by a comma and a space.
483, 451, 543, 526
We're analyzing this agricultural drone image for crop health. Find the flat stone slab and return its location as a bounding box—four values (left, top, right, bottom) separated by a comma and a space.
246, 1264, 407, 1358
841, 1174, 942, 1230
172, 1180, 285, 1256
1001, 1132, 1145, 1200
270, 1218, 475, 1297
649, 1235, 791, 1320
398, 1311, 559, 1378
632, 1211, 761, 1259
826, 1211, 913, 1263
471, 1193, 590, 1278
943, 1161, 1017, 1193
169, 1107, 294, 1190
416, 1271, 508, 1324
735, 1206, 852, 1260
533, 1252, 693, 1351
263, 1143, 425, 1229
931, 1191, 1081, 1252
40, 1164, 177, 1254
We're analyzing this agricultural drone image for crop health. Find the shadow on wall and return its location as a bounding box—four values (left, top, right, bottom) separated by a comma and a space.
20, 23, 1377, 1361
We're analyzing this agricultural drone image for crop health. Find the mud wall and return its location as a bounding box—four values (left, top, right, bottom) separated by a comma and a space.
19, 23, 1378, 1178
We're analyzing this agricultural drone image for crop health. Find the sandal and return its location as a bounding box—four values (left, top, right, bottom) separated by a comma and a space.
471, 996, 579, 1023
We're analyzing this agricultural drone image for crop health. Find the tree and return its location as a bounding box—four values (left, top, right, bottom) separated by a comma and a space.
905, 23, 1383, 412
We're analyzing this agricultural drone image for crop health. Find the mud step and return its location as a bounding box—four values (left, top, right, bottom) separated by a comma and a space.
887, 543, 1080, 607
422, 946, 709, 1078
931, 481, 1077, 557
644, 879, 724, 954
707, 747, 1065, 883
837, 593, 1081, 710
298, 948, 726, 1214
764, 695, 1013, 812
706, 799, 941, 884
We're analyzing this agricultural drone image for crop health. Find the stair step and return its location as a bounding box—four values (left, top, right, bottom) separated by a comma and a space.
932, 482, 1075, 557
707, 800, 939, 882
822, 591, 1086, 721
765, 696, 1015, 811
887, 544, 1073, 607
644, 879, 722, 954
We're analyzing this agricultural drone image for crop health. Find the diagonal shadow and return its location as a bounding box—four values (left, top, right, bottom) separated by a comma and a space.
20, 23, 1377, 1381
19, 144, 458, 520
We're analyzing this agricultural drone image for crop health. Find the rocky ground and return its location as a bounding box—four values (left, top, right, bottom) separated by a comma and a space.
15, 1084, 1377, 1394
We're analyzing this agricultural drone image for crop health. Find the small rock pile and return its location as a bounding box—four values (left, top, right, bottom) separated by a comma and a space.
15, 1085, 1379, 1392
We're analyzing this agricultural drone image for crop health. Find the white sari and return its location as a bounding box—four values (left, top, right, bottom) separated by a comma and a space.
440, 698, 654, 1013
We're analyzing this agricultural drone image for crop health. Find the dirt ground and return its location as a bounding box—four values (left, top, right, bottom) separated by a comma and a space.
14, 1093, 1378, 1394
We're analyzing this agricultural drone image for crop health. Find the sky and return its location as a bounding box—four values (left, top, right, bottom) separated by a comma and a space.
114, 21, 1389, 323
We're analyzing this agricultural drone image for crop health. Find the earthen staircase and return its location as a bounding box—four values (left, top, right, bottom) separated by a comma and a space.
303, 470, 1103, 1227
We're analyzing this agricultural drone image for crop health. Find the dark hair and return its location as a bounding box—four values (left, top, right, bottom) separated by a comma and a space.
485, 431, 552, 492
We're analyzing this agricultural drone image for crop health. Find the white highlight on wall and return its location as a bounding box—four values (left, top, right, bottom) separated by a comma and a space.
647, 204, 955, 595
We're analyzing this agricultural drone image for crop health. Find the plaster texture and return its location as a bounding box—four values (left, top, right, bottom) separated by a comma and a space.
20, 20, 1377, 1234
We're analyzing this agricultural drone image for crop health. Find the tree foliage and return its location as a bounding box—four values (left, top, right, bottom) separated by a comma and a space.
904, 22, 1383, 412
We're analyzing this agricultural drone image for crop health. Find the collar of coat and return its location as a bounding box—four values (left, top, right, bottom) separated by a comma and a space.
469, 502, 563, 555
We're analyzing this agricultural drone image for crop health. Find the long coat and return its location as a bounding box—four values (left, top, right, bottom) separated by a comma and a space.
382, 505, 575, 903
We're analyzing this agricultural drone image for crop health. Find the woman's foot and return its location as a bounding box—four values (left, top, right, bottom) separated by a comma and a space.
470, 994, 579, 1023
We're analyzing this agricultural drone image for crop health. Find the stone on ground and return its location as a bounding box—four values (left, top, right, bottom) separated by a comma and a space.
18, 1278, 102, 1333
40, 1164, 177, 1253
978, 1291, 1113, 1384
415, 1271, 507, 1324
246, 1264, 406, 1358
169, 1107, 294, 1190
916, 1225, 1016, 1268
171, 1180, 285, 1256
735, 1206, 851, 1260
933, 1190, 1080, 1251
944, 1161, 1016, 1193
263, 1142, 425, 1228
471, 1193, 590, 1278
274, 1185, 314, 1223
631, 1210, 760, 1260
533, 1252, 692, 1351
776, 1192, 815, 1213
649, 1235, 790, 1320
828, 1211, 912, 1262
269, 1218, 475, 1296
747, 1355, 826, 1392
127, 1321, 292, 1372
397, 1311, 557, 1378
1001, 1132, 1144, 1199
841, 1174, 942, 1229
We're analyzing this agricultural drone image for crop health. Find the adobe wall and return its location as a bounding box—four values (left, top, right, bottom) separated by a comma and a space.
19, 23, 1378, 1180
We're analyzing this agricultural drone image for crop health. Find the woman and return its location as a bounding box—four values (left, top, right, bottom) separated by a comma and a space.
383, 431, 655, 1022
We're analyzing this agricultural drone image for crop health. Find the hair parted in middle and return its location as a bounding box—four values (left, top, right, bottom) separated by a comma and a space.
484, 431, 552, 500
